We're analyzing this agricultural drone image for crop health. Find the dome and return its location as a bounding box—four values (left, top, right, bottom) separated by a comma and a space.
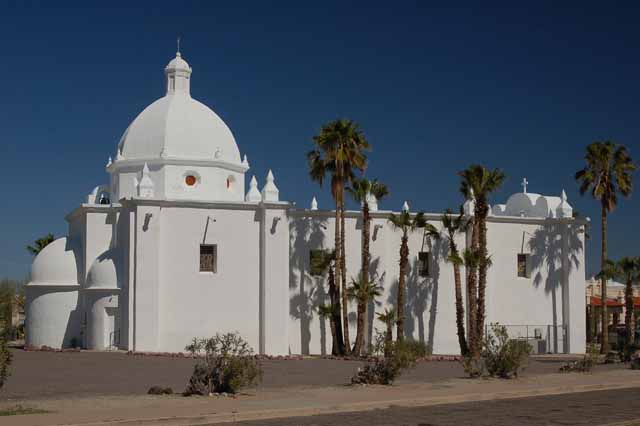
116, 52, 241, 165
118, 95, 240, 164
86, 251, 119, 289
30, 237, 79, 285
165, 52, 191, 72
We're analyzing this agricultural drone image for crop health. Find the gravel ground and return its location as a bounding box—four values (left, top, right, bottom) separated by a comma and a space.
235, 387, 640, 426
0, 349, 624, 400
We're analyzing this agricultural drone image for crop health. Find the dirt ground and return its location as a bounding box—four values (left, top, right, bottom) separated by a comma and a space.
0, 349, 623, 400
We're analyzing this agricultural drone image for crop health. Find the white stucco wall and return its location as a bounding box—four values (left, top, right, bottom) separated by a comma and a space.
25, 286, 81, 348
145, 205, 262, 353
288, 211, 463, 355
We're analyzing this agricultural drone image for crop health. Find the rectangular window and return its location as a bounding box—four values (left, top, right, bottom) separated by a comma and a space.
418, 252, 430, 277
517, 253, 529, 278
200, 244, 217, 273
309, 249, 327, 276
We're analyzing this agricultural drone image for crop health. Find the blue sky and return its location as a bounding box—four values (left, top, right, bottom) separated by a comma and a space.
0, 1, 638, 279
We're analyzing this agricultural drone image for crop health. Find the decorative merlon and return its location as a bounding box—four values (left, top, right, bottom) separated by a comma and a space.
138, 162, 154, 198
310, 197, 318, 210
245, 176, 261, 202
402, 201, 409, 212
261, 169, 279, 202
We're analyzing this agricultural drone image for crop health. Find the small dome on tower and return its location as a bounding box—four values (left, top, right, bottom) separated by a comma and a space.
165, 52, 191, 73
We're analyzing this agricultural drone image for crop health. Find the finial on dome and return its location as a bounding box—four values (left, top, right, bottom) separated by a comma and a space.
311, 197, 318, 210
262, 169, 279, 202
177, 36, 181, 56
245, 175, 261, 202
402, 201, 409, 212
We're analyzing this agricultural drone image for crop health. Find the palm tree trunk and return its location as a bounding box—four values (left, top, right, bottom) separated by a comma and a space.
397, 232, 409, 341
328, 262, 344, 355
339, 190, 351, 353
385, 319, 393, 357
475, 203, 489, 354
625, 277, 634, 347
451, 245, 469, 356
601, 205, 609, 354
353, 203, 370, 356
333, 194, 345, 355
467, 218, 479, 357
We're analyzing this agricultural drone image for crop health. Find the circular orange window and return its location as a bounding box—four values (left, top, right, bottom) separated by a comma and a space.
185, 175, 197, 186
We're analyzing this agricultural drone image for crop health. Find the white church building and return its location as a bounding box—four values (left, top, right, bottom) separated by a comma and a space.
25, 51, 588, 355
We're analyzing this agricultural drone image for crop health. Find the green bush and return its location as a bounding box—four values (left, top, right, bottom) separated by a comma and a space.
462, 323, 532, 379
352, 332, 419, 385
183, 332, 261, 395
0, 289, 12, 391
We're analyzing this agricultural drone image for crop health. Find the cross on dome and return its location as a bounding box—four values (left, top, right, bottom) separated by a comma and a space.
521, 178, 529, 194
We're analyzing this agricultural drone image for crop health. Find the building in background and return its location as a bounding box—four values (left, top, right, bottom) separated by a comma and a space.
586, 277, 640, 346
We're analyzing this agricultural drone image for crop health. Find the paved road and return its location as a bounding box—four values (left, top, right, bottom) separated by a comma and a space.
236, 387, 640, 426
5, 349, 616, 400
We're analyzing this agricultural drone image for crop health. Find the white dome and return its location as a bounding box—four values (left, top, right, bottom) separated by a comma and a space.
116, 52, 241, 165
86, 251, 119, 289
165, 52, 191, 72
118, 95, 240, 163
30, 237, 79, 285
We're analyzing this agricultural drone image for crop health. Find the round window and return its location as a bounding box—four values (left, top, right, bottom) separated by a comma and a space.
185, 175, 197, 186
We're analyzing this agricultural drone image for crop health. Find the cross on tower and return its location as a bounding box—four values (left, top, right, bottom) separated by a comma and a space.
521, 178, 529, 194
177, 36, 181, 54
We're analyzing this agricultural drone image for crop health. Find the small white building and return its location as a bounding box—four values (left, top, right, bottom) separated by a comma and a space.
25, 51, 588, 355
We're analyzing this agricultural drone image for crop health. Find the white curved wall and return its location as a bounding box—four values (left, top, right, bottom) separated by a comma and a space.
85, 291, 120, 350
25, 286, 80, 348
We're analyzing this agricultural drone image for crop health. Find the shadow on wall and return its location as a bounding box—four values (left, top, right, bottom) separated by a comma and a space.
528, 220, 583, 352
385, 233, 446, 353
289, 217, 327, 355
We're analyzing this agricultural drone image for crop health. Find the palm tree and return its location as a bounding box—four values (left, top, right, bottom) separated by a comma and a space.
441, 208, 471, 356
617, 257, 640, 348
459, 165, 505, 357
308, 119, 370, 354
388, 209, 436, 340
311, 249, 344, 355
576, 141, 635, 353
596, 259, 618, 349
376, 308, 396, 356
26, 233, 55, 256
462, 247, 482, 354
348, 276, 383, 355
347, 177, 389, 355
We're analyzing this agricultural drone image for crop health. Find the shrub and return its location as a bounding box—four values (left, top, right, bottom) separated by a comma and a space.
396, 338, 431, 359
559, 344, 599, 373
352, 332, 419, 385
462, 323, 531, 379
148, 386, 173, 395
0, 290, 12, 390
183, 332, 261, 396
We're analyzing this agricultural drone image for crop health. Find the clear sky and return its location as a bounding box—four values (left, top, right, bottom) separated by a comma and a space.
0, 1, 638, 280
